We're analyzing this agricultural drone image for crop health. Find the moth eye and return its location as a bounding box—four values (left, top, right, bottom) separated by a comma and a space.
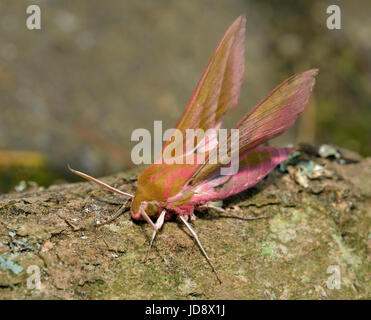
146, 202, 159, 215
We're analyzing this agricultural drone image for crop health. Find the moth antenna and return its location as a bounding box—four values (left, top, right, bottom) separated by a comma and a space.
179, 215, 222, 284
67, 165, 134, 198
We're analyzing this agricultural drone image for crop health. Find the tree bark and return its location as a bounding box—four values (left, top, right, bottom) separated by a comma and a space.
0, 144, 369, 299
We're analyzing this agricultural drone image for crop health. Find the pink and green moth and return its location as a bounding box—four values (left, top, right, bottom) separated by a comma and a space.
69, 15, 317, 283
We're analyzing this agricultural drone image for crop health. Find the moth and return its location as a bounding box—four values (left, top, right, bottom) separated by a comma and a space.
69, 15, 317, 283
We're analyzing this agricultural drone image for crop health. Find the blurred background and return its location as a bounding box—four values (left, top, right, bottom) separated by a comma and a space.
0, 0, 370, 193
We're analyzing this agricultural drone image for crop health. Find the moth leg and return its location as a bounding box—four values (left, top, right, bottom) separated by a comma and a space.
199, 202, 267, 220
96, 199, 130, 227
223, 210, 268, 221
198, 203, 226, 213
179, 215, 222, 284
139, 202, 158, 231
144, 210, 166, 262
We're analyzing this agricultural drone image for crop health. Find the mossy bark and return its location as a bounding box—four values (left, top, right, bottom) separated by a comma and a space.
0, 145, 369, 299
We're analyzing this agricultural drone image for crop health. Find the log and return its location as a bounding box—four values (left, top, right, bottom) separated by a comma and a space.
0, 144, 369, 299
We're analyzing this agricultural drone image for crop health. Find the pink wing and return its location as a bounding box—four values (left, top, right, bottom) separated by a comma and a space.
160, 14, 246, 162
187, 147, 293, 204
189, 69, 318, 185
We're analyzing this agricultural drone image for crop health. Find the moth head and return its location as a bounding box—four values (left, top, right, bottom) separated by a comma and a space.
130, 198, 160, 221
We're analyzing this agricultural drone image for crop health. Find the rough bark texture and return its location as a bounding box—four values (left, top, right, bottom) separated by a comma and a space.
0, 144, 370, 299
